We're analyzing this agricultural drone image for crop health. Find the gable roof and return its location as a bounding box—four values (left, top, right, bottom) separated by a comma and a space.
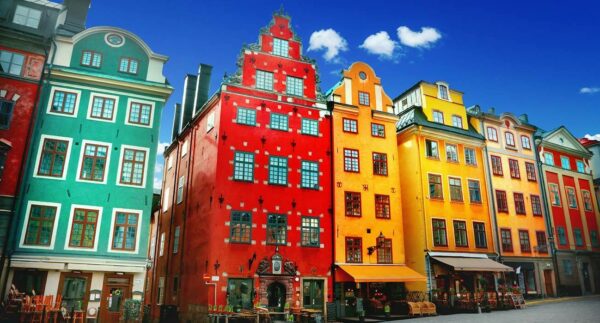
536, 126, 592, 158
396, 106, 485, 140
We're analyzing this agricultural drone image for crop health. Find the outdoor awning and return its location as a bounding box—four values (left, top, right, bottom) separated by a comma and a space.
336, 265, 426, 283
432, 257, 513, 272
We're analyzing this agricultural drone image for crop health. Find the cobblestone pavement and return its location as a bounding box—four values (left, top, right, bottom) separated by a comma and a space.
395, 295, 600, 323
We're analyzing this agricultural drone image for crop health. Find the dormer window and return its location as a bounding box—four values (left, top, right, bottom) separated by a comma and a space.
437, 83, 450, 101
119, 58, 138, 74
13, 5, 41, 29
432, 110, 444, 124
81, 51, 102, 68
273, 38, 289, 57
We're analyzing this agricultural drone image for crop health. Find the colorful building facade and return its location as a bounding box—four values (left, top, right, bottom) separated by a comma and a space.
536, 127, 600, 295
7, 24, 172, 321
153, 12, 332, 321
326, 62, 424, 316
394, 81, 511, 296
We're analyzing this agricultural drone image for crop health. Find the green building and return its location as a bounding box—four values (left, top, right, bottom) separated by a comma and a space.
7, 26, 172, 320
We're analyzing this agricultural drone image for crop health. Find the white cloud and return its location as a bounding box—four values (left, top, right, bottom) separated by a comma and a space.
308, 29, 348, 62
580, 87, 600, 94
360, 31, 397, 58
153, 162, 163, 190
156, 141, 169, 156
585, 134, 600, 141
397, 26, 442, 48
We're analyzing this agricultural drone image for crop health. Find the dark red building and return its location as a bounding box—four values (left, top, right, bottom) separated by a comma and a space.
151, 12, 332, 321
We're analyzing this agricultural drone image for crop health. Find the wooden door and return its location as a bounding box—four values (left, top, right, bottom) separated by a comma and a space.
58, 272, 92, 313
543, 270, 554, 296
303, 279, 324, 310
100, 274, 132, 322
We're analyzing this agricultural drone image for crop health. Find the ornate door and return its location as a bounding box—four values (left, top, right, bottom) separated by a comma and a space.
100, 274, 132, 322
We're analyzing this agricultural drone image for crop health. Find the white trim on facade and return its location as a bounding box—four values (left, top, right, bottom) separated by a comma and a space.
48, 81, 166, 103
107, 207, 143, 255
45, 86, 82, 118
85, 92, 120, 123
124, 98, 155, 128
19, 200, 62, 250
75, 139, 112, 185
63, 204, 104, 252
115, 144, 150, 189
32, 134, 73, 181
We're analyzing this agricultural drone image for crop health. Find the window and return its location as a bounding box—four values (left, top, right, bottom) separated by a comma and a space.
0, 145, 8, 180
486, 127, 498, 142
118, 57, 138, 74
345, 192, 361, 217
544, 152, 554, 166
438, 84, 449, 100
574, 228, 584, 246
50, 90, 77, 115
162, 187, 170, 212
286, 76, 303, 96
345, 237, 362, 263
273, 38, 289, 57
425, 139, 439, 158
432, 110, 444, 123
452, 115, 463, 128
358, 91, 370, 105
236, 107, 256, 126
582, 191, 593, 211
576, 160, 585, 173
343, 149, 359, 172
549, 184, 560, 206
255, 70, 273, 91
12, 5, 41, 28
468, 180, 481, 203
0, 100, 15, 129
0, 50, 25, 76
233, 152, 254, 182
266, 214, 286, 245
560, 156, 570, 170
111, 212, 139, 251
491, 155, 503, 176
531, 195, 543, 216
181, 141, 188, 157
496, 190, 508, 212
128, 102, 152, 126
79, 143, 108, 182
176, 176, 185, 203
227, 278, 254, 310
376, 237, 392, 264
301, 217, 319, 247
81, 51, 102, 68
371, 123, 385, 137
464, 148, 476, 166
375, 195, 390, 219
268, 156, 288, 185
343, 118, 358, 133
446, 144, 458, 162
525, 162, 536, 181
230, 211, 251, 243
514, 193, 526, 215
119, 148, 146, 186
159, 233, 164, 257
432, 219, 447, 246
24, 205, 57, 246
372, 152, 388, 176
501, 229, 513, 252
566, 187, 577, 208
536, 231, 548, 253
505, 132, 516, 147
173, 226, 180, 253
37, 138, 68, 177
301, 118, 318, 136
521, 135, 531, 149
590, 230, 599, 248
473, 222, 487, 248
300, 161, 319, 189
454, 220, 468, 247
519, 230, 531, 252
90, 96, 115, 120
270, 113, 288, 131
509, 159, 520, 179
429, 174, 443, 199
557, 226, 567, 245
68, 208, 98, 248
449, 177, 463, 202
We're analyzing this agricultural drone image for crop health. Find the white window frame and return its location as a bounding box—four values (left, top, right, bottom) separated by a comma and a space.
86, 92, 119, 123
436, 82, 451, 101
46, 86, 82, 118
560, 156, 571, 170
107, 207, 143, 254
451, 115, 463, 128
115, 144, 150, 188
63, 204, 103, 252
125, 98, 155, 128
19, 200, 61, 250
432, 110, 444, 124
176, 175, 185, 204
206, 111, 215, 132
32, 134, 73, 181
544, 152, 555, 166
75, 139, 112, 185
13, 5, 42, 29
159, 232, 165, 257
167, 156, 173, 170
464, 147, 477, 166
163, 187, 171, 212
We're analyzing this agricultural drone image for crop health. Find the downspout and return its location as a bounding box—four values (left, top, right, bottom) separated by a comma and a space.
533, 137, 561, 296
327, 106, 336, 313
414, 126, 432, 295
479, 118, 502, 262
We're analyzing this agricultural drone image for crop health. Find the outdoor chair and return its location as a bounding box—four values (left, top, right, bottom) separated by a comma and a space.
407, 302, 421, 316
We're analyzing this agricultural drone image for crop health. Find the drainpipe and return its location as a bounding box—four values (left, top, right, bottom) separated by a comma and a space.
327, 105, 336, 312
479, 118, 502, 262
414, 126, 432, 295
533, 136, 561, 296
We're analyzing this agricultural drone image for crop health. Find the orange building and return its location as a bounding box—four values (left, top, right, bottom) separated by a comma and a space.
327, 62, 424, 316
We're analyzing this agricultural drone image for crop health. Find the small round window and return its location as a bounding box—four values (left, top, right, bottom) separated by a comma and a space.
105, 33, 125, 47
359, 71, 367, 80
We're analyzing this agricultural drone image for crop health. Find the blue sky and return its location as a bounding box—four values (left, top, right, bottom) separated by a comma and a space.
84, 0, 600, 188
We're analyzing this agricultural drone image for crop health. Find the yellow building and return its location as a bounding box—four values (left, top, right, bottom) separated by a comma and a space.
327, 62, 424, 316
468, 108, 555, 297
394, 81, 512, 296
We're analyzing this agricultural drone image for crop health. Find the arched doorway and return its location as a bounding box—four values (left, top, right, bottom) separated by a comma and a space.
267, 281, 286, 312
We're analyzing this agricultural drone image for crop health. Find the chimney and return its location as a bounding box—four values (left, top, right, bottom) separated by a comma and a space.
193, 64, 213, 115
58, 0, 90, 36
518, 114, 529, 123
179, 74, 198, 132
171, 103, 182, 142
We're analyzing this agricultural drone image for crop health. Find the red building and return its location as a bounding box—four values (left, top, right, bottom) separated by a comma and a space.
536, 127, 600, 295
151, 12, 332, 321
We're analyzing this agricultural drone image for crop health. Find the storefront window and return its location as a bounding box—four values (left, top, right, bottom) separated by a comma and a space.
227, 278, 253, 311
